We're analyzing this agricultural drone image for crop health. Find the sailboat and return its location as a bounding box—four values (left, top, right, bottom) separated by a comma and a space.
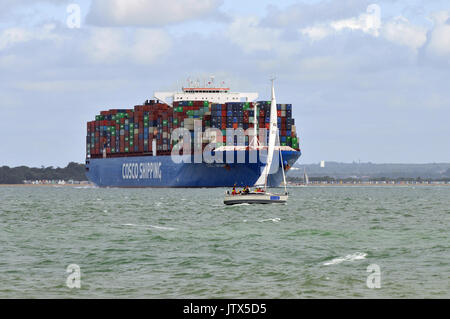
224, 79, 288, 205
303, 168, 309, 185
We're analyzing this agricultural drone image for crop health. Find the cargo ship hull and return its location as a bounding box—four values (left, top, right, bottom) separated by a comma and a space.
85, 150, 300, 188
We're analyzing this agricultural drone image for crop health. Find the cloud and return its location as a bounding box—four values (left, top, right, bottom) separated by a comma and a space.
426, 11, 450, 58
226, 16, 301, 60
330, 4, 381, 36
86, 0, 223, 27
0, 28, 31, 50
0, 24, 64, 51
382, 16, 427, 51
130, 29, 172, 64
263, 0, 372, 28
298, 5, 429, 54
0, 0, 71, 19
300, 26, 331, 42
227, 16, 282, 53
83, 27, 172, 65
299, 4, 381, 41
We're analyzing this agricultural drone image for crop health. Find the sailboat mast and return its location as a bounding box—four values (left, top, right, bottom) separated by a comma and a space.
278, 131, 287, 192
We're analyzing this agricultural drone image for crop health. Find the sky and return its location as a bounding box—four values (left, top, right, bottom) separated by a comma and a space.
1, 0, 449, 167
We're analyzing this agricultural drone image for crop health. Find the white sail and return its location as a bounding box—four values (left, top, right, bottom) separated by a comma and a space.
255, 79, 278, 187
304, 168, 309, 184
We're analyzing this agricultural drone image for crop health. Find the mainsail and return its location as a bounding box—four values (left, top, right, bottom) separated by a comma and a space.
255, 79, 278, 187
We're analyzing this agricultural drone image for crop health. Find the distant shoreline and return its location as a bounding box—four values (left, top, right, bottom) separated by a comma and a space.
288, 183, 450, 187
0, 183, 93, 187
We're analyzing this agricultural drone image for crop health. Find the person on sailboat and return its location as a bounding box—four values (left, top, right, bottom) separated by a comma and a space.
243, 186, 250, 195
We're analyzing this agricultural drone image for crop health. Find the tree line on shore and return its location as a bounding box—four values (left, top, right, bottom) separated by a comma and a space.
287, 176, 450, 183
0, 162, 87, 184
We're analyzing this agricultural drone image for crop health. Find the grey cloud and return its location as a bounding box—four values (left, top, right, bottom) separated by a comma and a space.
0, 0, 71, 18
261, 0, 372, 28
86, 0, 224, 27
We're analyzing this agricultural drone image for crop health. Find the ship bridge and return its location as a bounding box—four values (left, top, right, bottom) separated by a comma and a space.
154, 86, 258, 106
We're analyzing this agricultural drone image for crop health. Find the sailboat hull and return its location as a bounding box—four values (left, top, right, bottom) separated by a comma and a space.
224, 192, 288, 205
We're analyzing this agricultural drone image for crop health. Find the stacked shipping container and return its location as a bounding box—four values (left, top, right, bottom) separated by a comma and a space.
86, 100, 300, 158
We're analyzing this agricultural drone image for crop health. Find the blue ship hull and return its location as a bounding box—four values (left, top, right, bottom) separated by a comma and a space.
85, 150, 301, 188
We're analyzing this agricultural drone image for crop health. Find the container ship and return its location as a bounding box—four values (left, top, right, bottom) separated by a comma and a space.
85, 81, 301, 187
